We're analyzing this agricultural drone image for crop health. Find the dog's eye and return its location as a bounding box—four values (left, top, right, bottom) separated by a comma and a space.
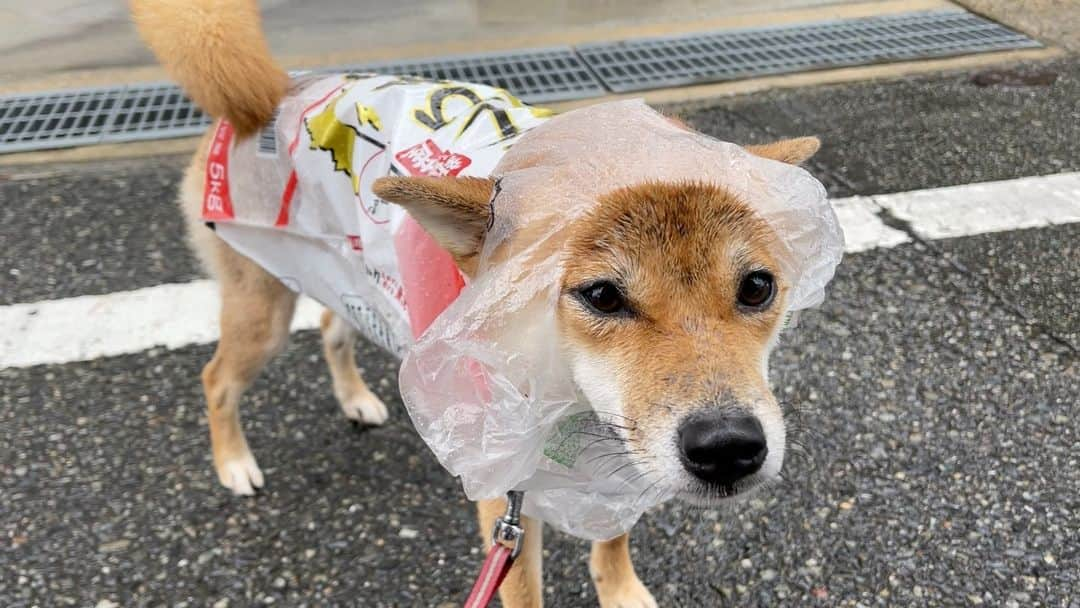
577, 281, 629, 315
737, 271, 775, 309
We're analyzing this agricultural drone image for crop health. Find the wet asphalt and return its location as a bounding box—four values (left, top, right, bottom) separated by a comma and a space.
1, 57, 1079, 607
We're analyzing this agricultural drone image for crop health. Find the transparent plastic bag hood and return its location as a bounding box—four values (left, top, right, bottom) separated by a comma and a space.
399, 99, 844, 539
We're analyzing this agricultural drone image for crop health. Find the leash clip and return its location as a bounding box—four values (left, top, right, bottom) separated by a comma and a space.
491, 490, 525, 559
464, 491, 527, 608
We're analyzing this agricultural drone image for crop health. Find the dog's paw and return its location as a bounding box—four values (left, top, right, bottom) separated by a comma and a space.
340, 391, 389, 426
217, 454, 264, 496
596, 577, 657, 608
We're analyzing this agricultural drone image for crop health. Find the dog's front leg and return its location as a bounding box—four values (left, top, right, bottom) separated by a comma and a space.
475, 498, 543, 607
590, 533, 656, 608
319, 309, 389, 425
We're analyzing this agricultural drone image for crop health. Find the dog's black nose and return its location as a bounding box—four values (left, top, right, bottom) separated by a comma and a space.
678, 413, 767, 486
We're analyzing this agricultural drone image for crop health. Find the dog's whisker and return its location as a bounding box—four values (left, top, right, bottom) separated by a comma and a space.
587, 410, 641, 428
591, 415, 638, 426
785, 437, 812, 453
787, 423, 824, 441
543, 427, 625, 458
583, 448, 648, 466
605, 456, 655, 480
576, 436, 628, 455
603, 455, 654, 480
543, 433, 623, 461
557, 429, 624, 442
584, 453, 633, 470
598, 455, 659, 495
590, 409, 638, 421
577, 429, 626, 441
544, 425, 633, 462
621, 468, 654, 488
634, 476, 665, 507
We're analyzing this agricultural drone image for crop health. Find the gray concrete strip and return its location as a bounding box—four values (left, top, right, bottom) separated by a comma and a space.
0, 138, 203, 169
0, 0, 926, 89
955, 0, 1080, 52
1, 239, 1075, 607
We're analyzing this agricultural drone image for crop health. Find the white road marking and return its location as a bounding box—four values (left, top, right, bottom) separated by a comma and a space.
2, 172, 1077, 369
831, 196, 910, 253
873, 172, 1080, 239
1, 282, 323, 368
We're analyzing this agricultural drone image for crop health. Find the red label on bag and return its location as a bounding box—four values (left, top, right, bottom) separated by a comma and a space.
203, 120, 235, 221
392, 139, 469, 336
395, 139, 471, 177
394, 216, 466, 338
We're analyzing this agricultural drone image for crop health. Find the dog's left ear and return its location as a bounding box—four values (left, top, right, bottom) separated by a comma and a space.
372, 176, 494, 272
745, 136, 821, 166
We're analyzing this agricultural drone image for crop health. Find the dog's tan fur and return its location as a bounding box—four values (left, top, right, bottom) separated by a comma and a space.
132, 1, 819, 605
131, 0, 286, 137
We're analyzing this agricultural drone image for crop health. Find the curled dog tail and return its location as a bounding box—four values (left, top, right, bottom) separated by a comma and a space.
130, 0, 288, 137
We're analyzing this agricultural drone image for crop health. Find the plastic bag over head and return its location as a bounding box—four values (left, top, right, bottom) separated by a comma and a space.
399, 99, 844, 539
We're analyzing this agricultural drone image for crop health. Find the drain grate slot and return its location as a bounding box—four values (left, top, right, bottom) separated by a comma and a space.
0, 10, 1043, 154
576, 10, 1041, 92
106, 83, 212, 142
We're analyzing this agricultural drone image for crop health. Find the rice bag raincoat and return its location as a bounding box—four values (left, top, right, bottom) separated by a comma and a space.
203, 73, 844, 539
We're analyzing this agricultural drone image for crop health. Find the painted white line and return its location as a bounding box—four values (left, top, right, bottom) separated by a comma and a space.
0, 281, 323, 368
1, 172, 1077, 369
874, 172, 1080, 239
831, 196, 910, 253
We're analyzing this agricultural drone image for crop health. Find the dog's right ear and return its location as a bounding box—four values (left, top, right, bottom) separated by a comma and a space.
745, 136, 821, 166
372, 176, 494, 272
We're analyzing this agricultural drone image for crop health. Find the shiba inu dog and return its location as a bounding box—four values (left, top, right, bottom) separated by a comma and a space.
131, 1, 824, 605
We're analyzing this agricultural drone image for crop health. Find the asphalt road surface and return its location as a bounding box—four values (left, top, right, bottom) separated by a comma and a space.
2, 57, 1078, 607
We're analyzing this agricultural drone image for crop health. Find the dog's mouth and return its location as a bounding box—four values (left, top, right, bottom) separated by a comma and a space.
675, 476, 769, 508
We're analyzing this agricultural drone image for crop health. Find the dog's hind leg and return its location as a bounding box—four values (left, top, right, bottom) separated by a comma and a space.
202, 253, 297, 496
319, 310, 389, 426
591, 533, 656, 608
476, 498, 543, 608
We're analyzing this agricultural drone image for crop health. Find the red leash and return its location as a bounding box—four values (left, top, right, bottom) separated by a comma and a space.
464, 491, 525, 608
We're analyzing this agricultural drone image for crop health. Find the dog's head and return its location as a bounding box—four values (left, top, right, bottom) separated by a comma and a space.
374, 134, 819, 507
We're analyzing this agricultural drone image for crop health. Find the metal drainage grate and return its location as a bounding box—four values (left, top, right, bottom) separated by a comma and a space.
0, 46, 601, 154
576, 10, 1041, 92
0, 84, 211, 154
0, 10, 1042, 154
339, 47, 606, 103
